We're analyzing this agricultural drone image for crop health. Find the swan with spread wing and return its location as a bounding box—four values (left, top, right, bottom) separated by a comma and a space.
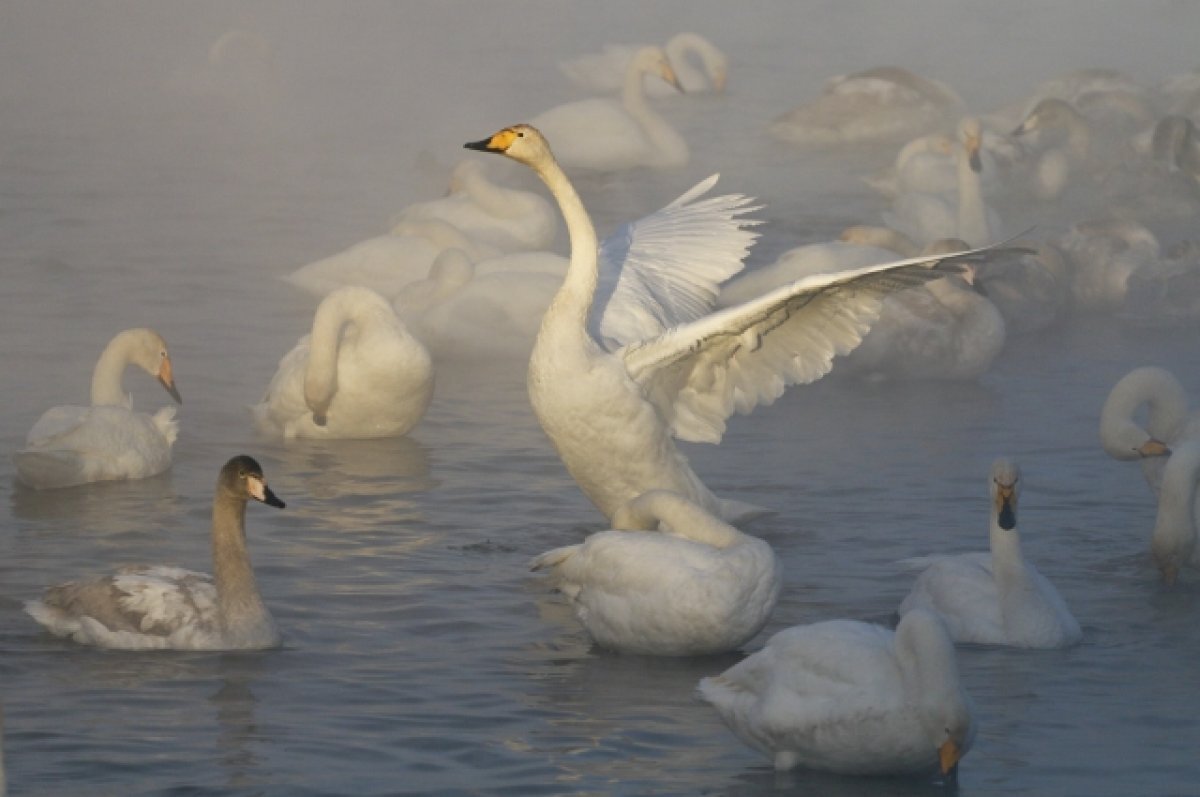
465, 124, 998, 523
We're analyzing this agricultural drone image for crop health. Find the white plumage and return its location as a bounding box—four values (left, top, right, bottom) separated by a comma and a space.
1100, 365, 1200, 497
1150, 440, 1200, 585
559, 32, 728, 96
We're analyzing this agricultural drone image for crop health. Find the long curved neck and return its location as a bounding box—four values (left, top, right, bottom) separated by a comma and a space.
664, 35, 704, 89
305, 292, 376, 410
532, 156, 600, 336
988, 516, 1028, 588
613, 491, 744, 548
956, 148, 991, 247
1101, 369, 1189, 457
90, 333, 137, 407
211, 495, 267, 625
622, 63, 687, 166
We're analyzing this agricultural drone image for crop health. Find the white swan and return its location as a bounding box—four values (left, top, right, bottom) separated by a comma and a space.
898, 458, 1082, 648
14, 328, 182, 490
769, 66, 963, 148
253, 286, 433, 439
392, 159, 557, 253
531, 47, 688, 171
530, 490, 781, 655
559, 32, 728, 96
1054, 219, 1160, 312
465, 125, 997, 523
1100, 366, 1200, 497
1010, 98, 1095, 201
886, 118, 1000, 247
1150, 440, 1200, 585
972, 241, 1071, 335
697, 609, 975, 777
25, 455, 285, 650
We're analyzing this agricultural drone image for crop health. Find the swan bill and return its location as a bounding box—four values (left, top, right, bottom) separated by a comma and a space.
158, 358, 182, 404
939, 738, 962, 779
248, 475, 286, 509
464, 127, 519, 154
1137, 438, 1171, 458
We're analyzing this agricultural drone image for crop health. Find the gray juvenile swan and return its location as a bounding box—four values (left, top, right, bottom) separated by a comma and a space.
25, 456, 285, 650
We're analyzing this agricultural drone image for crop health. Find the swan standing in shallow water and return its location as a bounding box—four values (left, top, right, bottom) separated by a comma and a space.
1100, 366, 1199, 497
26, 455, 285, 650
531, 490, 781, 656
466, 125, 996, 523
697, 610, 975, 777
1150, 441, 1200, 585
559, 32, 728, 96
14, 328, 182, 490
254, 286, 433, 440
898, 459, 1082, 648
531, 47, 689, 171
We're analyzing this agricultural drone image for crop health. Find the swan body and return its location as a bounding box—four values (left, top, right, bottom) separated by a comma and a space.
466, 125, 997, 523
1055, 219, 1160, 311
253, 286, 433, 439
560, 32, 728, 96
973, 242, 1071, 335
769, 66, 963, 148
1150, 441, 1200, 585
698, 610, 974, 777
14, 328, 182, 490
25, 456, 285, 650
392, 160, 556, 253
530, 490, 781, 655
1100, 366, 1200, 497
899, 459, 1082, 648
532, 47, 688, 171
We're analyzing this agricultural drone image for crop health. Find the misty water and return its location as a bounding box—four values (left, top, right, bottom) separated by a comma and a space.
1, 2, 1199, 795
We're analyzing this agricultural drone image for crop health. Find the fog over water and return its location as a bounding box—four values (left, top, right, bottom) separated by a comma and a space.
1, 2, 1199, 795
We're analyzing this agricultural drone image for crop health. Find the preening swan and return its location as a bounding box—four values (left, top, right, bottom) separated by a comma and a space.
697, 610, 975, 777
531, 47, 689, 171
559, 32, 728, 96
898, 458, 1082, 648
1100, 366, 1199, 497
14, 327, 182, 490
530, 490, 781, 656
465, 124, 998, 523
1150, 440, 1200, 585
25, 455, 285, 650
253, 286, 433, 439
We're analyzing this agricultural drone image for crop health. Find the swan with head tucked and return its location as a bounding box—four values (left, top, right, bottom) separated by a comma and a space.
531, 47, 688, 171
559, 32, 728, 96
14, 327, 182, 490
1100, 366, 1200, 498
530, 490, 781, 655
253, 286, 433, 439
697, 610, 975, 777
898, 458, 1082, 648
1054, 219, 1161, 312
25, 455, 285, 650
465, 124, 998, 523
1150, 440, 1200, 585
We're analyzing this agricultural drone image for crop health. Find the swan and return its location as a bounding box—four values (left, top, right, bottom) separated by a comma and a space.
1010, 98, 1097, 201
25, 455, 285, 650
886, 118, 1000, 247
391, 159, 557, 253
769, 66, 963, 148
253, 286, 433, 439
530, 490, 781, 655
697, 609, 975, 777
1100, 366, 1200, 497
531, 47, 688, 171
898, 458, 1082, 648
1122, 239, 1200, 327
14, 327, 182, 490
465, 124, 999, 523
1054, 219, 1160, 312
1150, 440, 1200, 585
865, 129, 1013, 200
559, 32, 728, 96
972, 241, 1071, 335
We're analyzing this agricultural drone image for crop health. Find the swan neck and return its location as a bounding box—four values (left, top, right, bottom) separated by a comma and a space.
534, 156, 599, 329
956, 149, 991, 246
305, 292, 372, 412
613, 492, 744, 548
211, 495, 266, 623
90, 334, 136, 407
988, 521, 1027, 583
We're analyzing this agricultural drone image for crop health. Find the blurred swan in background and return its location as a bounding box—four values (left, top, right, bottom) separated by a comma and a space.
532, 46, 688, 171
1054, 218, 1160, 311
560, 32, 728, 96
530, 490, 781, 655
1100, 366, 1199, 497
14, 328, 182, 490
466, 124, 998, 523
25, 456, 285, 650
253, 286, 433, 439
697, 610, 975, 777
972, 241, 1071, 335
1150, 440, 1200, 585
899, 458, 1082, 648
769, 66, 962, 147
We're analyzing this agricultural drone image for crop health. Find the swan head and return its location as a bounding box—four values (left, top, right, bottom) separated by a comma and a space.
668, 33, 728, 92
958, 117, 984, 173
119, 327, 182, 404
990, 458, 1020, 531
1012, 98, 1079, 139
629, 46, 683, 93
220, 455, 285, 509
465, 124, 555, 169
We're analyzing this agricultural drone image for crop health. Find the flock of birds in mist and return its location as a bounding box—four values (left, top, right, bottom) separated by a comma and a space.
7, 26, 1200, 789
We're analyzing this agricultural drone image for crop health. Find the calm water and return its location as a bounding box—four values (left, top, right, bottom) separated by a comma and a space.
1, 2, 1199, 795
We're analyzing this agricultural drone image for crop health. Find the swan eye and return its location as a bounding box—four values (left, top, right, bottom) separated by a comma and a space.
238, 469, 247, 478
516, 130, 524, 138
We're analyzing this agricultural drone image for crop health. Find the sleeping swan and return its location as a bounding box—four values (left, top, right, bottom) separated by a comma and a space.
14, 327, 182, 490
530, 490, 781, 655
697, 610, 975, 777
465, 124, 1002, 523
25, 455, 285, 650
898, 458, 1081, 648
253, 286, 433, 439
1100, 366, 1199, 497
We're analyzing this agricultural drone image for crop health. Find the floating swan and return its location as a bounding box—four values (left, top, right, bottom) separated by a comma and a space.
531, 47, 688, 171
253, 286, 433, 439
25, 455, 285, 650
1054, 219, 1160, 312
466, 124, 1001, 523
1100, 366, 1200, 497
972, 241, 1071, 335
530, 490, 781, 655
769, 66, 963, 148
1150, 440, 1200, 585
14, 328, 182, 490
391, 159, 557, 253
898, 458, 1082, 648
559, 32, 728, 96
697, 610, 975, 777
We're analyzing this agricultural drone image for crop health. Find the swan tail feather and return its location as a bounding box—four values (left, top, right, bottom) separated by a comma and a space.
529, 545, 577, 572
13, 449, 89, 490
718, 498, 774, 525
